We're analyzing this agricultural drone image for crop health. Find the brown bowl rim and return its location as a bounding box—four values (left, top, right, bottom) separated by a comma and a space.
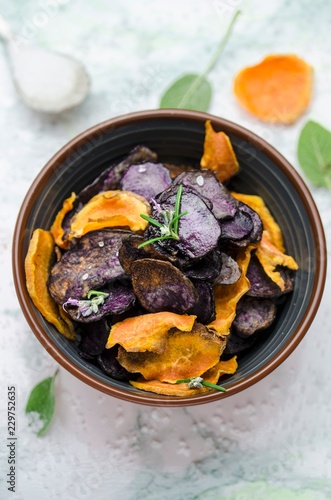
12, 109, 327, 406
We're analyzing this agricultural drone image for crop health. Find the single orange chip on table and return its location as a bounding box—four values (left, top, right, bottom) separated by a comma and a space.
68, 190, 151, 240
256, 230, 298, 291
24, 229, 76, 340
208, 246, 252, 336
50, 192, 76, 249
106, 312, 196, 353
200, 120, 239, 182
231, 192, 285, 252
129, 356, 238, 396
233, 54, 313, 124
118, 323, 225, 383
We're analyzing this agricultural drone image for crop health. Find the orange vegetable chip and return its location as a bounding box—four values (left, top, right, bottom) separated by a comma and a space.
118, 323, 225, 382
231, 192, 285, 252
25, 229, 76, 340
69, 190, 150, 239
130, 378, 208, 396
208, 247, 252, 336
233, 54, 313, 124
256, 231, 298, 291
203, 356, 238, 383
200, 120, 239, 182
50, 192, 76, 249
129, 356, 238, 396
106, 312, 196, 353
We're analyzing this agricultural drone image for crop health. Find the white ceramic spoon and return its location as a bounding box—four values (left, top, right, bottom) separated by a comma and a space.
0, 14, 90, 113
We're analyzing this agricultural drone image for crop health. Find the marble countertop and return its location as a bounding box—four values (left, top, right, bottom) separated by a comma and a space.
1, 1, 331, 499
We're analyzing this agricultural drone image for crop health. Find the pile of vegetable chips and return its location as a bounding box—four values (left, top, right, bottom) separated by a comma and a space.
25, 121, 298, 396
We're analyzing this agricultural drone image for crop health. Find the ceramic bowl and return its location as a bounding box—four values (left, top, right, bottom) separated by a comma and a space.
12, 109, 327, 406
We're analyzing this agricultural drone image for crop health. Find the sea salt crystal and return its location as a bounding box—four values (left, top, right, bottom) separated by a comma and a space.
82, 273, 89, 280
98, 241, 104, 247
138, 165, 147, 173
196, 175, 204, 187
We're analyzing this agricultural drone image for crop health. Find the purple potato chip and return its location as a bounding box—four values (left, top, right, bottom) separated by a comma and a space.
246, 255, 294, 298
223, 331, 257, 356
78, 145, 157, 204
173, 169, 238, 219
157, 184, 213, 211
219, 209, 253, 241
118, 234, 173, 274
239, 202, 263, 245
219, 201, 263, 248
49, 229, 131, 304
213, 252, 241, 285
118, 234, 149, 274
188, 280, 216, 324
131, 258, 198, 314
233, 296, 277, 337
147, 187, 221, 261
78, 319, 109, 358
120, 162, 172, 201
98, 346, 135, 381
183, 250, 221, 281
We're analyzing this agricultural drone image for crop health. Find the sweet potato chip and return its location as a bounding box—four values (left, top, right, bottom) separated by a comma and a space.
118, 323, 225, 382
25, 229, 76, 340
106, 312, 196, 353
129, 356, 238, 396
50, 192, 76, 249
231, 192, 285, 252
208, 247, 252, 336
233, 54, 313, 124
203, 356, 238, 383
130, 378, 208, 396
200, 120, 239, 182
256, 231, 298, 291
69, 190, 150, 239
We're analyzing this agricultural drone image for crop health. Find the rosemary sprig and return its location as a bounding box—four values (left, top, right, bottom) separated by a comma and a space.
176, 377, 227, 392
138, 184, 188, 249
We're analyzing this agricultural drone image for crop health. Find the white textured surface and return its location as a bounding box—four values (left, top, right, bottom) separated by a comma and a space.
1, 1, 331, 499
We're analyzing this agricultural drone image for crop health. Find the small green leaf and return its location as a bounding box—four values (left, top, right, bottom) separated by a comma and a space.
160, 73, 212, 111
298, 120, 331, 189
25, 369, 58, 436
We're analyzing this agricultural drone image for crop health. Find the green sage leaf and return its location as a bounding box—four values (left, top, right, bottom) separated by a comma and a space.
298, 120, 331, 189
160, 73, 212, 111
25, 369, 58, 436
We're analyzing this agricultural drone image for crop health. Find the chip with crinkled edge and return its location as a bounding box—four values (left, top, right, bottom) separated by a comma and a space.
118, 322, 225, 382
25, 229, 76, 340
208, 247, 252, 336
106, 312, 196, 354
256, 230, 298, 291
200, 120, 239, 182
68, 190, 150, 240
50, 192, 76, 249
129, 356, 238, 396
231, 192, 285, 252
